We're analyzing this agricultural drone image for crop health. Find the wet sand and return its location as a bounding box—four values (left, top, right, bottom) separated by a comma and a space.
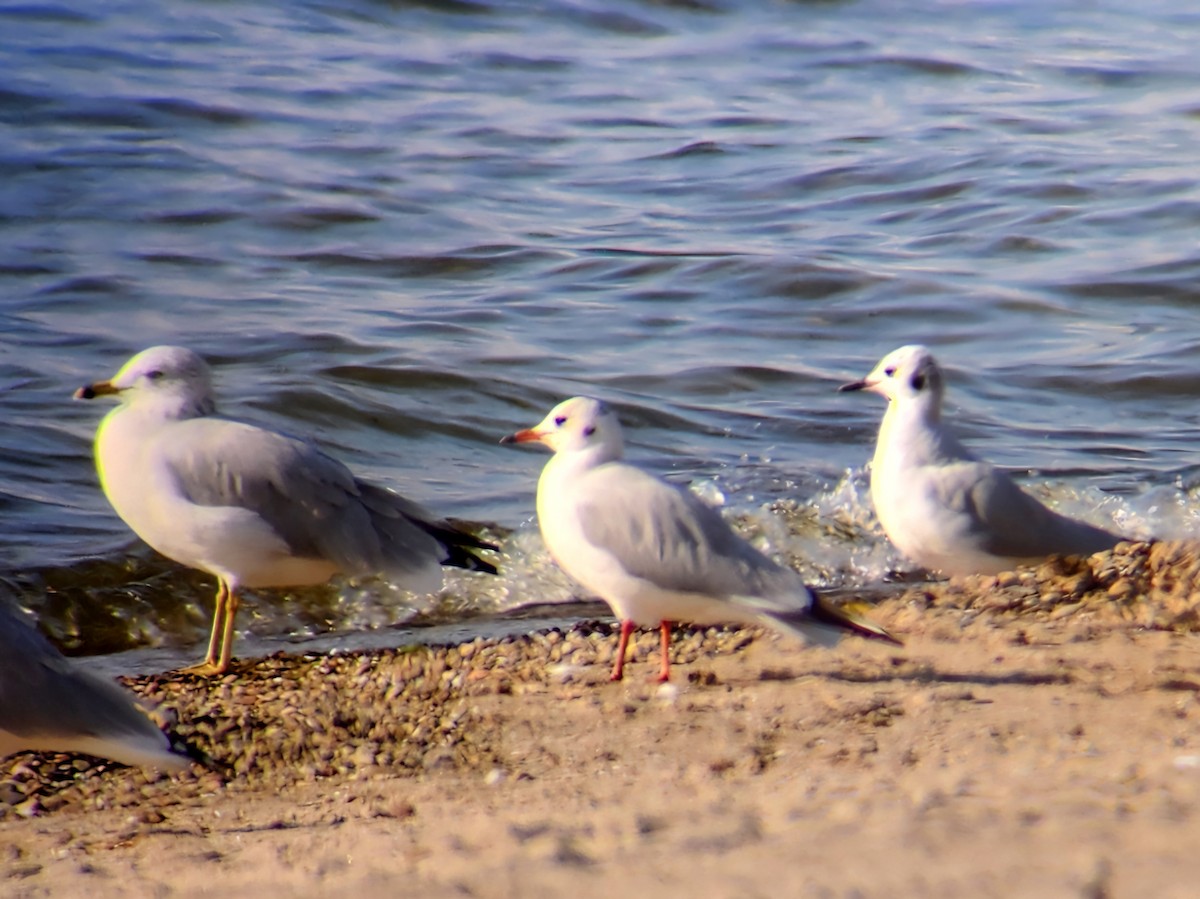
4, 541, 1200, 898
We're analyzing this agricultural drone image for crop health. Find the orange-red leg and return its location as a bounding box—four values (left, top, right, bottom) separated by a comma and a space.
657, 620, 673, 683
611, 619, 636, 681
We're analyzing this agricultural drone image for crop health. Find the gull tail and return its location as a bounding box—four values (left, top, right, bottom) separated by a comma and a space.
421, 520, 500, 576
169, 731, 226, 774
357, 484, 500, 577
62, 730, 193, 772
765, 591, 902, 648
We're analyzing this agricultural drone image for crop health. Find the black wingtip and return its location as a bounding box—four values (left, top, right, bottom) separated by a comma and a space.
171, 735, 227, 774
437, 528, 500, 575
412, 517, 501, 576
809, 592, 903, 646
444, 544, 500, 576
450, 530, 500, 553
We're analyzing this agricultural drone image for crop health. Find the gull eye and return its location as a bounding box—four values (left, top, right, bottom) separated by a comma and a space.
554, 415, 567, 427
884, 366, 896, 377
146, 370, 165, 381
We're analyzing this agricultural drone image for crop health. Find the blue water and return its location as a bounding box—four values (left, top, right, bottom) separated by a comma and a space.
3, 0, 1200, 659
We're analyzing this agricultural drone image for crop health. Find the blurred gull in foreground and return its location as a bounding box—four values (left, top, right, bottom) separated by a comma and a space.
75, 345, 497, 675
502, 396, 900, 682
840, 344, 1124, 577
0, 602, 189, 770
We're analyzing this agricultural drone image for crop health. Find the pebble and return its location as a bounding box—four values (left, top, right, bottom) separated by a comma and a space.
484, 768, 507, 786
0, 619, 767, 821
907, 540, 1200, 634
5, 540, 1198, 823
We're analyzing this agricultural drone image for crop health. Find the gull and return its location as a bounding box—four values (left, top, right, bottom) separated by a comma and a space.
501, 396, 900, 682
75, 345, 497, 675
0, 601, 190, 769
840, 344, 1123, 576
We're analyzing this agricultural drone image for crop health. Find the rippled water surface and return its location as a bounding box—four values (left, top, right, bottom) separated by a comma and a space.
5, 0, 1200, 661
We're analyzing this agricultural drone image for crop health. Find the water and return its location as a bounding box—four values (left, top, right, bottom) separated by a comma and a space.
4, 0, 1200, 663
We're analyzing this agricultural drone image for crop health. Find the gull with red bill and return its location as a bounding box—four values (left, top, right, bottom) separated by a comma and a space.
501, 396, 900, 682
839, 344, 1124, 576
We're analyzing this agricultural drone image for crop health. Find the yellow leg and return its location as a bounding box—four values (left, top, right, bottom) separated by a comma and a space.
205, 581, 228, 666
182, 580, 230, 676
216, 589, 240, 674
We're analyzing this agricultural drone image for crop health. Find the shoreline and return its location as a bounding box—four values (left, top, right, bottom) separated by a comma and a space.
4, 541, 1200, 897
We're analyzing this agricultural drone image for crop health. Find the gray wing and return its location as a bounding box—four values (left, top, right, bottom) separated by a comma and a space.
158, 418, 451, 581
576, 464, 804, 606
934, 461, 1121, 558
0, 603, 182, 766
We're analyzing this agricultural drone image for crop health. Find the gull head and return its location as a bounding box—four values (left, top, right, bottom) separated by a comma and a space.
839, 344, 944, 408
501, 396, 623, 458
74, 345, 216, 417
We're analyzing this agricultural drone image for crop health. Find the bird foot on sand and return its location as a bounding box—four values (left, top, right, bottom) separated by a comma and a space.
179, 660, 227, 677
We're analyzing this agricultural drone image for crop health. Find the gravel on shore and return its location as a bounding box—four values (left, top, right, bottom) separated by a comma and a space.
4, 539, 1198, 823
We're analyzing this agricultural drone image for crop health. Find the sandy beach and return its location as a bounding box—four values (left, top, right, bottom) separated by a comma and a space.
4, 541, 1200, 898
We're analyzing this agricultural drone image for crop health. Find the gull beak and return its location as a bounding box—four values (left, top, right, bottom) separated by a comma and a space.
500, 427, 544, 446
74, 380, 120, 400
837, 378, 871, 393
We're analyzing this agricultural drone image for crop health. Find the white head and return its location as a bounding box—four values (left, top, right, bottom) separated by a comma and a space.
74, 345, 216, 419
840, 345, 945, 417
501, 396, 623, 459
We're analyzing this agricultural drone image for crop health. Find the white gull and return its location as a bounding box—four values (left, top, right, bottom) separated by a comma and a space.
502, 396, 900, 682
75, 345, 497, 674
840, 344, 1123, 577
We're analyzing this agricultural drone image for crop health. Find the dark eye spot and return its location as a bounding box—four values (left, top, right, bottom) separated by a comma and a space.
554, 415, 567, 426
583, 425, 596, 437
910, 373, 926, 391
147, 370, 165, 381
884, 366, 896, 377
